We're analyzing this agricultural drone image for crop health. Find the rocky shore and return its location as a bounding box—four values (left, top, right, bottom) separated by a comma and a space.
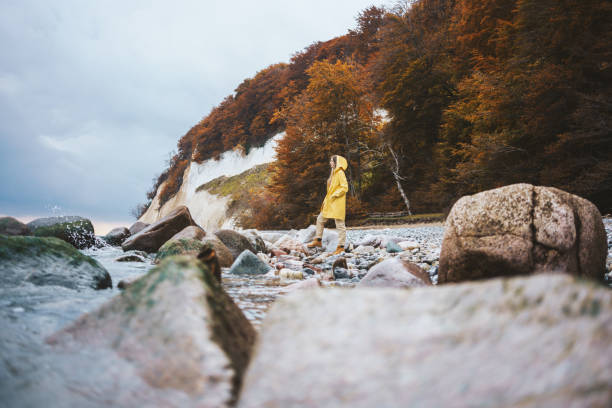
1, 184, 611, 406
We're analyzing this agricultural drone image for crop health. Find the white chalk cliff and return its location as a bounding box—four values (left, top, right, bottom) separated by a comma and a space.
139, 133, 282, 232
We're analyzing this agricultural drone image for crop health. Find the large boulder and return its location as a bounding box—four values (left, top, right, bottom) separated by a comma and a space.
122, 206, 197, 253
238, 274, 612, 407
202, 237, 234, 268
28, 216, 96, 249
154, 238, 206, 264
47, 256, 256, 407
170, 225, 206, 241
103, 227, 130, 246
214, 230, 256, 259
0, 216, 30, 236
439, 184, 607, 284
228, 250, 272, 275
358, 257, 431, 288
0, 235, 111, 290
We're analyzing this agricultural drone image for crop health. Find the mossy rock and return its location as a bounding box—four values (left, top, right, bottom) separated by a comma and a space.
47, 255, 256, 406
0, 216, 30, 236
28, 216, 96, 249
0, 235, 111, 290
154, 238, 205, 264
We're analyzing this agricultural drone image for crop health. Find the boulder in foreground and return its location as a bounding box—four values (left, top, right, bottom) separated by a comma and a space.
48, 256, 256, 407
0, 235, 111, 290
439, 184, 607, 283
238, 274, 612, 407
122, 206, 197, 253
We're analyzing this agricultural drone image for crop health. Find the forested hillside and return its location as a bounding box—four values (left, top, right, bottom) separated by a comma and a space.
142, 0, 612, 228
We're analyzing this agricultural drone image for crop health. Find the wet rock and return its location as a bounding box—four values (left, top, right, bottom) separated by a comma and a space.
229, 250, 272, 275
48, 256, 256, 407
169, 225, 206, 241
0, 216, 30, 236
303, 268, 316, 276
238, 274, 612, 407
115, 254, 146, 263
103, 227, 130, 246
0, 235, 111, 290
128, 221, 149, 235
274, 235, 307, 254
359, 257, 431, 288
201, 237, 234, 268
386, 241, 402, 253
28, 216, 96, 249
215, 229, 256, 259
122, 206, 197, 253
440, 184, 607, 284
154, 238, 205, 264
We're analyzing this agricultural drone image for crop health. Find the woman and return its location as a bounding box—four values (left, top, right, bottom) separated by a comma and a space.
307, 155, 348, 255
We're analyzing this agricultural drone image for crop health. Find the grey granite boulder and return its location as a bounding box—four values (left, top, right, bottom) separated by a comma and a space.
0, 216, 30, 236
0, 235, 111, 290
238, 274, 612, 407
28, 216, 96, 249
215, 230, 256, 259
122, 206, 197, 253
229, 250, 272, 275
358, 257, 431, 288
47, 256, 256, 407
439, 184, 607, 283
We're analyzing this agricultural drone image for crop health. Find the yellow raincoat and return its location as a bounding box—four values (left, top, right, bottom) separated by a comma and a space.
321, 155, 349, 220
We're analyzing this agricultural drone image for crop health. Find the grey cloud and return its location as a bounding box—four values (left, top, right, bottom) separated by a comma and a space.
0, 0, 387, 222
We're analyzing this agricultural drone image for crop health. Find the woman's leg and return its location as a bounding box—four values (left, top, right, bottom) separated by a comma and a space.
315, 213, 327, 239
335, 218, 346, 247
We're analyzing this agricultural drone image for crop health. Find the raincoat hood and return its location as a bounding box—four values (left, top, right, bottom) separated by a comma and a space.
334, 155, 348, 172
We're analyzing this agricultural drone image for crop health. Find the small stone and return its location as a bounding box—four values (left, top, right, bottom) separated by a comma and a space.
386, 241, 402, 253
115, 254, 146, 263
229, 250, 272, 275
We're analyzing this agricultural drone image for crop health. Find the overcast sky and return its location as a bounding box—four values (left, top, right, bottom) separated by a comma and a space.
0, 0, 389, 233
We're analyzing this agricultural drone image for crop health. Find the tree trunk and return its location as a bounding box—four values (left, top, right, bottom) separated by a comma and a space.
393, 172, 412, 215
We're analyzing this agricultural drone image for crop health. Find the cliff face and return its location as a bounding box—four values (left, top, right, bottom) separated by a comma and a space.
139, 133, 282, 231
